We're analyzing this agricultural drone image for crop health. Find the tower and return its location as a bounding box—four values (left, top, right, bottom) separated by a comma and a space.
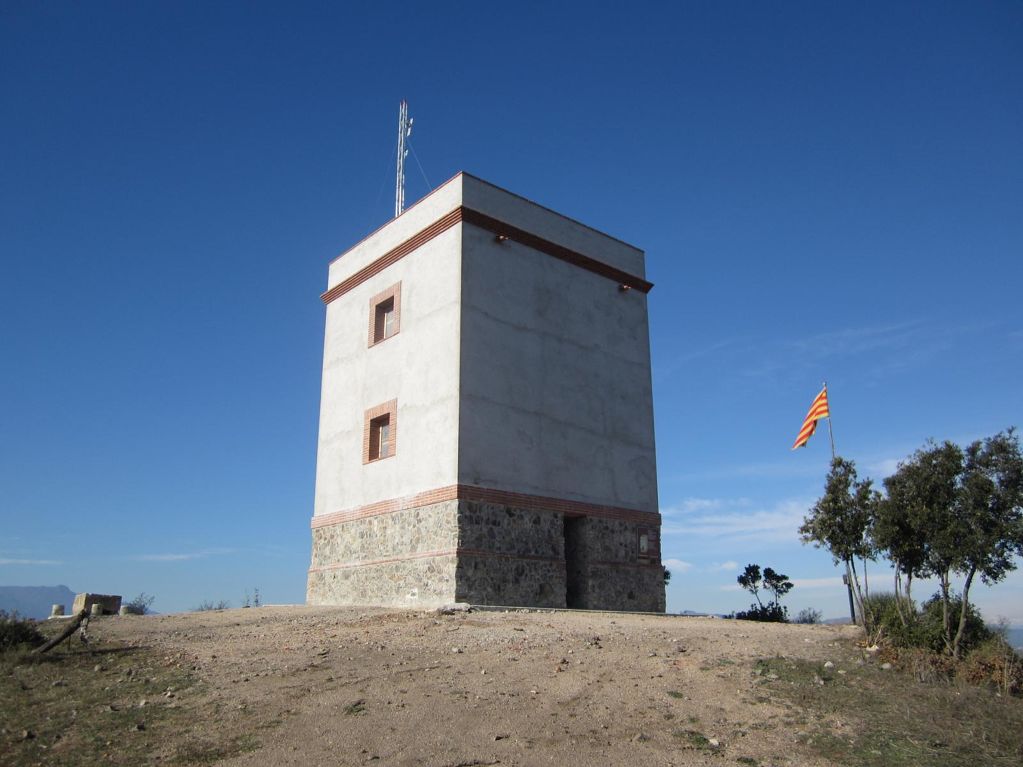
307, 173, 664, 611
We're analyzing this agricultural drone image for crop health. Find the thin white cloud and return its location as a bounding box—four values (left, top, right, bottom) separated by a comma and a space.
131, 548, 234, 562
662, 497, 812, 544
791, 577, 844, 590
0, 558, 62, 566
663, 558, 694, 573
710, 560, 739, 572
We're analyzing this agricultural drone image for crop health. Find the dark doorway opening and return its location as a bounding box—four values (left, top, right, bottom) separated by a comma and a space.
564, 516, 585, 608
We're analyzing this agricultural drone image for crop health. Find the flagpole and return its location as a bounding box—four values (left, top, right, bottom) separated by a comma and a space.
824, 381, 835, 461
824, 380, 858, 625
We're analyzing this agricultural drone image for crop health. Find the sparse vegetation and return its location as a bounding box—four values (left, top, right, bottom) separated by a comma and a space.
195, 600, 231, 611
0, 610, 45, 652
124, 592, 155, 615
794, 607, 823, 625
343, 699, 367, 715
674, 729, 711, 749
0, 626, 267, 766
753, 652, 1023, 766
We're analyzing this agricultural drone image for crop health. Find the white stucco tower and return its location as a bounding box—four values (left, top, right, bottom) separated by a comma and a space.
307, 173, 663, 611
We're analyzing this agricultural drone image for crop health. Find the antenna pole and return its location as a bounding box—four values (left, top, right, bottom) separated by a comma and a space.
394, 100, 412, 217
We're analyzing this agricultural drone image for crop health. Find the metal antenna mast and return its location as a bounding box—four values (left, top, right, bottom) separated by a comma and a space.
394, 100, 413, 217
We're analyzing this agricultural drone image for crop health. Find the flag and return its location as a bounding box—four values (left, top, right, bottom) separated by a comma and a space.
792, 386, 830, 450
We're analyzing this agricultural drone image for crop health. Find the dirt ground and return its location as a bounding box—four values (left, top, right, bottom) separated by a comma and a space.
43, 605, 860, 767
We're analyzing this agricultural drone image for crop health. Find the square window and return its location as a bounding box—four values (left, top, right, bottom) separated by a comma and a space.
363, 400, 397, 463
637, 527, 658, 562
368, 283, 401, 346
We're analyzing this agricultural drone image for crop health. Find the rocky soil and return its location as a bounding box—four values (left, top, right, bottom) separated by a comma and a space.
73, 605, 860, 766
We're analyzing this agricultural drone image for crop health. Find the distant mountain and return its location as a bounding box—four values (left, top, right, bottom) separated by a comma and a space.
0, 585, 76, 619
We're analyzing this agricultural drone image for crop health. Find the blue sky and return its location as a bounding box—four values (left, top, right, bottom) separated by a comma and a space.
2, 2, 1021, 622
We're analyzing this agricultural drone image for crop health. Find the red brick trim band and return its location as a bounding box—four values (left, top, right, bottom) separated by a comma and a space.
307, 547, 662, 574
310, 484, 660, 529
320, 207, 652, 305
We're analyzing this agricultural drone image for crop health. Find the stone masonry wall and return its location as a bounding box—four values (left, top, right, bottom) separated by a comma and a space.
307, 497, 663, 611
307, 554, 457, 608
455, 501, 566, 607
454, 500, 663, 611
307, 500, 459, 607
570, 516, 665, 612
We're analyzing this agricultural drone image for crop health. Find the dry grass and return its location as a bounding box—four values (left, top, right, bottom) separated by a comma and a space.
0, 629, 262, 767
753, 651, 1023, 766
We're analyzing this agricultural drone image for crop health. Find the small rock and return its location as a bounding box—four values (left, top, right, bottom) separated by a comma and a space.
138, 699, 148, 707
823, 661, 835, 669
452, 647, 463, 654
708, 738, 720, 748
881, 662, 892, 670
437, 603, 471, 615
494, 734, 508, 741
51, 680, 67, 687
131, 723, 145, 732
837, 669, 847, 675
20, 729, 35, 741
93, 664, 103, 673
631, 733, 649, 742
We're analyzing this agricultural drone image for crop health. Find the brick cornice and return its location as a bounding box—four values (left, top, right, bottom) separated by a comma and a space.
320, 207, 653, 305
310, 484, 661, 530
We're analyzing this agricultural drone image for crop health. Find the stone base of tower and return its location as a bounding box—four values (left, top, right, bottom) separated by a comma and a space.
306, 500, 459, 608
307, 491, 665, 612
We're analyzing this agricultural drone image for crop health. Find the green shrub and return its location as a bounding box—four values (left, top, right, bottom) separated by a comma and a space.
917, 593, 992, 655
861, 592, 922, 646
734, 603, 788, 622
861, 591, 992, 655
0, 610, 45, 652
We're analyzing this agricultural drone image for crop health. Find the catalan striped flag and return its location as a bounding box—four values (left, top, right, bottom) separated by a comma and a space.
792, 386, 830, 450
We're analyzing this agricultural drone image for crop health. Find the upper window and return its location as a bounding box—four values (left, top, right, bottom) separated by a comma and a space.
368, 283, 401, 346
363, 399, 397, 463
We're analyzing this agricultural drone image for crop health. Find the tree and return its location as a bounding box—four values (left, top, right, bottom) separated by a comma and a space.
735, 563, 793, 622
799, 457, 878, 625
876, 441, 961, 632
871, 430, 1022, 658
951, 430, 1023, 657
